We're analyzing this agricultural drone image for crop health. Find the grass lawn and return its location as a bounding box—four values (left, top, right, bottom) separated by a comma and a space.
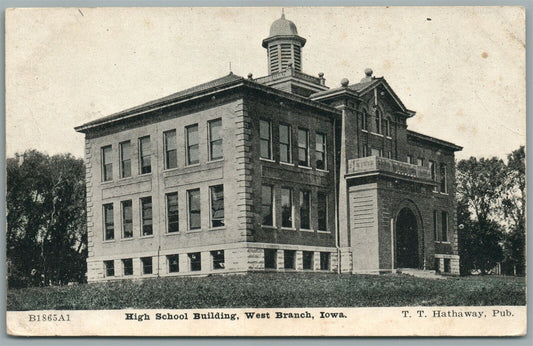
7, 273, 526, 310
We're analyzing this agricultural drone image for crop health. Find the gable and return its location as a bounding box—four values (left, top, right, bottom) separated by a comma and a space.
351, 78, 414, 117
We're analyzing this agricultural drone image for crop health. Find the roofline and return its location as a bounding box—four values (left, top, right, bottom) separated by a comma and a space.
310, 78, 415, 117
356, 78, 410, 114
309, 87, 362, 102
262, 34, 306, 48
407, 130, 463, 151
75, 78, 339, 133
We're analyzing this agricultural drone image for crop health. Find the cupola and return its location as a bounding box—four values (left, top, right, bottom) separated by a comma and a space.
262, 12, 307, 74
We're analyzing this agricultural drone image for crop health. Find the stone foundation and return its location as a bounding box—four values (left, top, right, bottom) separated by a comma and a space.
87, 242, 339, 282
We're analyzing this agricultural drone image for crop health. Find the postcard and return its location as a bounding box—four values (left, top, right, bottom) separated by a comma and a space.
5, 6, 526, 336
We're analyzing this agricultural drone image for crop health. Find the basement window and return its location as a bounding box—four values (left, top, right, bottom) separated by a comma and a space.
189, 252, 201, 271
167, 254, 179, 273
303, 251, 314, 270
284, 250, 296, 269
122, 258, 133, 276
141, 257, 153, 275
104, 260, 114, 277
444, 259, 451, 273
264, 249, 277, 269
320, 252, 331, 271
211, 250, 225, 270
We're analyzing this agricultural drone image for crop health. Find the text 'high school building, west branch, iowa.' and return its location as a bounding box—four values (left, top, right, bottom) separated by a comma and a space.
75, 13, 462, 281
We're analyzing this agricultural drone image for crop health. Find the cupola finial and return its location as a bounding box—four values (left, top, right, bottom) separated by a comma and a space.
281, 8, 285, 19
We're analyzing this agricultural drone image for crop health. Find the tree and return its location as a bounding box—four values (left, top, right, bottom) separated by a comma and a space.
456, 156, 506, 274
501, 146, 526, 275
7, 150, 87, 287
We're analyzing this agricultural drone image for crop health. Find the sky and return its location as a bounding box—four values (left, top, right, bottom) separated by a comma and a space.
5, 6, 526, 161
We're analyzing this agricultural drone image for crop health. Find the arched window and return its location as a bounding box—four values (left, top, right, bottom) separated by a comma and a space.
361, 110, 368, 131
375, 109, 382, 134
383, 117, 391, 137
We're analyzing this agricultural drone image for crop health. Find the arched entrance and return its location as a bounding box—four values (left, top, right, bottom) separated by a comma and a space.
396, 208, 419, 268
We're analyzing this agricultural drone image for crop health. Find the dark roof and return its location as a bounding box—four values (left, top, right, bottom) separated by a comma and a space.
75, 73, 244, 132
310, 77, 414, 117
75, 73, 340, 133
347, 79, 380, 92
407, 130, 462, 151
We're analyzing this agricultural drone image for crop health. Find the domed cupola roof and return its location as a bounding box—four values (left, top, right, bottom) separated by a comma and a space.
269, 13, 299, 36
262, 12, 306, 48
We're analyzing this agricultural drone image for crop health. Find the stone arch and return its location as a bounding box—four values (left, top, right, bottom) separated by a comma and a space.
392, 199, 425, 269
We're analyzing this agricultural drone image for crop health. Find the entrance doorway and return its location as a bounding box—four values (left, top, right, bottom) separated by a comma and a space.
396, 208, 419, 268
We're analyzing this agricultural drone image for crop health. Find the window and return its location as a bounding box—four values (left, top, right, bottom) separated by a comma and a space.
211, 250, 225, 270
440, 163, 447, 193
433, 210, 438, 241
417, 158, 424, 166
103, 204, 114, 241
297, 128, 309, 166
279, 124, 292, 163
429, 160, 437, 191
362, 145, 368, 157
375, 110, 382, 134
140, 197, 153, 236
386, 151, 392, 159
167, 254, 179, 273
444, 259, 451, 273
259, 120, 272, 159
139, 136, 151, 174
383, 118, 391, 137
361, 111, 368, 131
284, 250, 296, 269
261, 185, 274, 226
316, 133, 326, 170
101, 145, 113, 181
122, 258, 133, 276
371, 148, 382, 157
317, 192, 328, 232
166, 192, 179, 233
208, 119, 223, 161
188, 189, 201, 230
441, 211, 448, 242
120, 141, 131, 178
210, 185, 224, 228
303, 251, 314, 270
299, 190, 311, 230
406, 155, 413, 164
281, 188, 293, 228
186, 124, 199, 165
121, 200, 133, 238
264, 249, 277, 269
189, 252, 201, 271
141, 257, 152, 275
164, 130, 177, 169
320, 252, 330, 270
104, 260, 114, 277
